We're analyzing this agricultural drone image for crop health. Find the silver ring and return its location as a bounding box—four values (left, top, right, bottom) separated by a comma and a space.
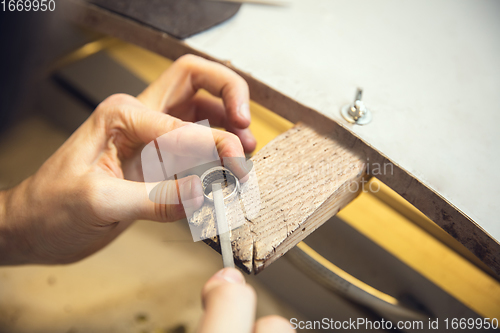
200, 166, 240, 202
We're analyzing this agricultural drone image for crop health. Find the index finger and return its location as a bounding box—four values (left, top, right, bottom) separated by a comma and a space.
145, 119, 249, 180
138, 54, 251, 130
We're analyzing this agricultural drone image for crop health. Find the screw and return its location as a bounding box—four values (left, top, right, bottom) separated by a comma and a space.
341, 88, 372, 125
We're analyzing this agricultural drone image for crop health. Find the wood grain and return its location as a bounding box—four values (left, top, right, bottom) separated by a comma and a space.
191, 123, 366, 273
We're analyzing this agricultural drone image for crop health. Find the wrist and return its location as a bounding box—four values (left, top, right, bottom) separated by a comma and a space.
0, 181, 34, 265
0, 190, 6, 239
0, 188, 16, 265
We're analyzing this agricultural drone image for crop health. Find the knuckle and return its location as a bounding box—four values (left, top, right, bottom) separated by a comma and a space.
92, 102, 107, 119
225, 131, 240, 143
216, 131, 245, 161
101, 93, 135, 107
234, 73, 249, 88
93, 94, 140, 129
94, 94, 133, 118
176, 54, 199, 67
226, 132, 244, 151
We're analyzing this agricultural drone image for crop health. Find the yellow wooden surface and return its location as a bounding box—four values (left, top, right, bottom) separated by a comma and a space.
106, 40, 500, 319
339, 184, 500, 318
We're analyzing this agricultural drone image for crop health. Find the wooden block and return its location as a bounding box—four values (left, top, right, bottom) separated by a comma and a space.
190, 123, 366, 273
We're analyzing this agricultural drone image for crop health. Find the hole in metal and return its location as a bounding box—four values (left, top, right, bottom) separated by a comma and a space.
201, 167, 239, 201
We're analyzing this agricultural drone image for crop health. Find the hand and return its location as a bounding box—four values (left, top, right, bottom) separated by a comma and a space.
198, 268, 295, 333
0, 55, 250, 265
138, 54, 256, 154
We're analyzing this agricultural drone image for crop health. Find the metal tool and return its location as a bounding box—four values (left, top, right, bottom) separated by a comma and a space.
341, 88, 372, 125
212, 182, 235, 268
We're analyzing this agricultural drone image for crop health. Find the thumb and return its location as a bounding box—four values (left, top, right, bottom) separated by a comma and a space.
198, 268, 256, 333
103, 176, 204, 222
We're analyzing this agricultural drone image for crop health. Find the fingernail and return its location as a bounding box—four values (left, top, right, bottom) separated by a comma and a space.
217, 268, 245, 284
238, 103, 251, 123
180, 179, 193, 199
190, 177, 204, 199
180, 177, 203, 201
239, 159, 253, 175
